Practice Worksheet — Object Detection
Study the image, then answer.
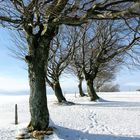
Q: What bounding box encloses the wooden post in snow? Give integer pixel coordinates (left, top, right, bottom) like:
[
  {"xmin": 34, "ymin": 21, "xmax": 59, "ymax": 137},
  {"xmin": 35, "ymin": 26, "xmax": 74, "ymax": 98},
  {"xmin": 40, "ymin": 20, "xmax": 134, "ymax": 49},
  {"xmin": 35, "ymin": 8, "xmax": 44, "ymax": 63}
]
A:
[{"xmin": 15, "ymin": 104, "xmax": 18, "ymax": 125}]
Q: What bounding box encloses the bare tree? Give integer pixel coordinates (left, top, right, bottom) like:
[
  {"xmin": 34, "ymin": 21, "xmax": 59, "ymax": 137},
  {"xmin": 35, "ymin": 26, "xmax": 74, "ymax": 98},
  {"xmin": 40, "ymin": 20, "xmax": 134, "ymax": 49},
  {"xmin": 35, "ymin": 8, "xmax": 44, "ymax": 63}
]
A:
[
  {"xmin": 46, "ymin": 27, "xmax": 75, "ymax": 103},
  {"xmin": 67, "ymin": 27, "xmax": 87, "ymax": 97},
  {"xmin": 69, "ymin": 61, "xmax": 86, "ymax": 97},
  {"xmin": 67, "ymin": 45, "xmax": 119, "ymax": 96},
  {"xmin": 94, "ymin": 61, "xmax": 119, "ymax": 92},
  {"xmin": 70, "ymin": 20, "xmax": 140, "ymax": 101},
  {"xmin": 0, "ymin": 0, "xmax": 139, "ymax": 133}
]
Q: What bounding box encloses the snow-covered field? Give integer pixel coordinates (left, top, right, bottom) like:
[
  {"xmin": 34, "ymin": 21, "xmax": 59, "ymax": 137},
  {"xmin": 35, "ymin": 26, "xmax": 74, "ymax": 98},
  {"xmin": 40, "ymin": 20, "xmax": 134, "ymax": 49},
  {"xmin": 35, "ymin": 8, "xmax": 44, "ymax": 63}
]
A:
[{"xmin": 0, "ymin": 92, "xmax": 140, "ymax": 140}]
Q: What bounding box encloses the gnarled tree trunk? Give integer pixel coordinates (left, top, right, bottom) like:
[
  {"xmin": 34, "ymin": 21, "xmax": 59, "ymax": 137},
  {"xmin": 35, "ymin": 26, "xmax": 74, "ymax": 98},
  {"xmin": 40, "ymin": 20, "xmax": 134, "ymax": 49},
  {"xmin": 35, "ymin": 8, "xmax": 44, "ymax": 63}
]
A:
[
  {"xmin": 53, "ymin": 81, "xmax": 66, "ymax": 102},
  {"xmin": 26, "ymin": 35, "xmax": 50, "ymax": 131},
  {"xmin": 46, "ymin": 77, "xmax": 66, "ymax": 103},
  {"xmin": 86, "ymin": 78, "xmax": 99, "ymax": 101},
  {"xmin": 78, "ymin": 78, "xmax": 86, "ymax": 97},
  {"xmin": 28, "ymin": 56, "xmax": 49, "ymax": 131},
  {"xmin": 84, "ymin": 73, "xmax": 99, "ymax": 101}
]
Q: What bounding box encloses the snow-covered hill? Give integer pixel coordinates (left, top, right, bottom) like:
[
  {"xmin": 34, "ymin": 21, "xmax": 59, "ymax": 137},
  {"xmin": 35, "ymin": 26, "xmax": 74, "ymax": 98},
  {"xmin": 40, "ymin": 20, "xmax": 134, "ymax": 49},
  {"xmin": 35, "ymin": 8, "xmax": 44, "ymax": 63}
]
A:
[{"xmin": 0, "ymin": 92, "xmax": 140, "ymax": 140}]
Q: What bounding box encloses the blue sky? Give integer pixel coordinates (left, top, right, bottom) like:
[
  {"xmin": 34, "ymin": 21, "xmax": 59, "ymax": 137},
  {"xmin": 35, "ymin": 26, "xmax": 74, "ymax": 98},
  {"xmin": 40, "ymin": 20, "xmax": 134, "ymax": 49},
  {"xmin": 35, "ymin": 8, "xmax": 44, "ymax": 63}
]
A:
[
  {"xmin": 0, "ymin": 28, "xmax": 29, "ymax": 92},
  {"xmin": 0, "ymin": 28, "xmax": 140, "ymax": 94}
]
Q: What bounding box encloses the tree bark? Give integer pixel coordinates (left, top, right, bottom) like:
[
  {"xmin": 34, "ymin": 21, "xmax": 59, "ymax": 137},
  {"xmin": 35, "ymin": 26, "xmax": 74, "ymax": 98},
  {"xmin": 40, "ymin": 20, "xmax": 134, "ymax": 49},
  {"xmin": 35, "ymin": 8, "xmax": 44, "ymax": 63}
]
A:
[
  {"xmin": 86, "ymin": 78, "xmax": 99, "ymax": 101},
  {"xmin": 25, "ymin": 33, "xmax": 51, "ymax": 131},
  {"xmin": 78, "ymin": 79, "xmax": 86, "ymax": 97},
  {"xmin": 53, "ymin": 81, "xmax": 66, "ymax": 102},
  {"xmin": 27, "ymin": 49, "xmax": 49, "ymax": 131}
]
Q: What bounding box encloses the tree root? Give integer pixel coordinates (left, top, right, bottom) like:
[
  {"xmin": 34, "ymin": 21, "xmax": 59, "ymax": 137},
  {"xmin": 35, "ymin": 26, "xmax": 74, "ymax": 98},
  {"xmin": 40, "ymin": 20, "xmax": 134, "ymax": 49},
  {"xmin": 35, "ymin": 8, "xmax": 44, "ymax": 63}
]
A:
[
  {"xmin": 16, "ymin": 127, "xmax": 53, "ymax": 140},
  {"xmin": 58, "ymin": 100, "xmax": 75, "ymax": 106},
  {"xmin": 32, "ymin": 127, "xmax": 53, "ymax": 140}
]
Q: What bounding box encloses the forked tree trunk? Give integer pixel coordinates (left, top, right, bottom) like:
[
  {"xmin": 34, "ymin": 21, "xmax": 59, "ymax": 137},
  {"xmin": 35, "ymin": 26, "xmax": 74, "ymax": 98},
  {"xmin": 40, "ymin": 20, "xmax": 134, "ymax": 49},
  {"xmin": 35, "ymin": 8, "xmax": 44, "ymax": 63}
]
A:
[
  {"xmin": 78, "ymin": 79, "xmax": 86, "ymax": 97},
  {"xmin": 27, "ymin": 52, "xmax": 49, "ymax": 131},
  {"xmin": 86, "ymin": 78, "xmax": 99, "ymax": 101},
  {"xmin": 25, "ymin": 24, "xmax": 58, "ymax": 131},
  {"xmin": 53, "ymin": 81, "xmax": 66, "ymax": 102}
]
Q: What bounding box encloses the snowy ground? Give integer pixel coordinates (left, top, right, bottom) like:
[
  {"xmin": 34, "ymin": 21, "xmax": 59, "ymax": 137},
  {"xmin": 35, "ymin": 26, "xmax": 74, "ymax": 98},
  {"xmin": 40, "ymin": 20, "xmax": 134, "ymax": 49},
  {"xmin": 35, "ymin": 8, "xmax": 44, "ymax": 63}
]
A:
[{"xmin": 0, "ymin": 92, "xmax": 140, "ymax": 140}]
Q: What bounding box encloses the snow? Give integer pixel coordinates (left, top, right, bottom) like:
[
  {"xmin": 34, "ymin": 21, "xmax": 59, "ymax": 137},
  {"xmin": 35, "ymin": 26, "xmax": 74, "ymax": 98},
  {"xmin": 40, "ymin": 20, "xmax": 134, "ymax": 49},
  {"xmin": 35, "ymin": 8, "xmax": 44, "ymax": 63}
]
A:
[{"xmin": 0, "ymin": 92, "xmax": 140, "ymax": 140}]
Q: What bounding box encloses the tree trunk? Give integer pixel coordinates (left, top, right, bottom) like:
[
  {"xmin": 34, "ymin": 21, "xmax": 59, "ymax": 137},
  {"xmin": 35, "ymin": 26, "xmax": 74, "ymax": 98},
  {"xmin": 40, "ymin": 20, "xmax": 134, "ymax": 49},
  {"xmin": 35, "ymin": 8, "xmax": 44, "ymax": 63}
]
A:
[
  {"xmin": 86, "ymin": 78, "xmax": 99, "ymax": 101},
  {"xmin": 24, "ymin": 24, "xmax": 58, "ymax": 131},
  {"xmin": 27, "ymin": 52, "xmax": 49, "ymax": 131},
  {"xmin": 53, "ymin": 81, "xmax": 66, "ymax": 102},
  {"xmin": 78, "ymin": 79, "xmax": 86, "ymax": 97},
  {"xmin": 26, "ymin": 34, "xmax": 50, "ymax": 131}
]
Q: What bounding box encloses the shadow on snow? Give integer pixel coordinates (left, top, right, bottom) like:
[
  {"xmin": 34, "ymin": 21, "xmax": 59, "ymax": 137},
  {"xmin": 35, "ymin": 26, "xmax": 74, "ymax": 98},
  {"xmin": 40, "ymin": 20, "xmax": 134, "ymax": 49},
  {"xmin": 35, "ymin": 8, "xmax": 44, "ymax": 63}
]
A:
[
  {"xmin": 75, "ymin": 98, "xmax": 140, "ymax": 108},
  {"xmin": 45, "ymin": 125, "xmax": 140, "ymax": 140}
]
